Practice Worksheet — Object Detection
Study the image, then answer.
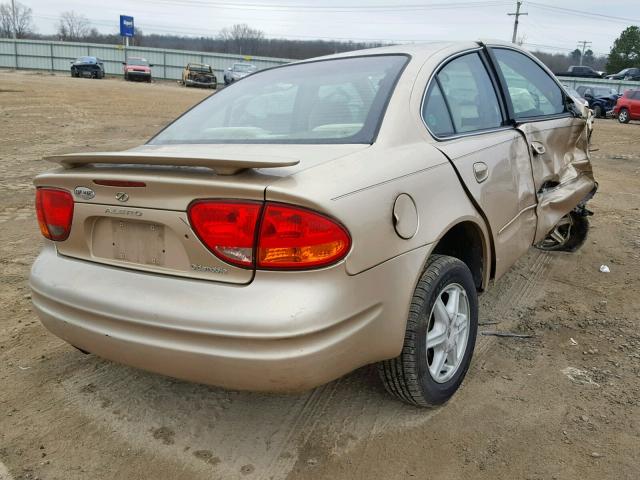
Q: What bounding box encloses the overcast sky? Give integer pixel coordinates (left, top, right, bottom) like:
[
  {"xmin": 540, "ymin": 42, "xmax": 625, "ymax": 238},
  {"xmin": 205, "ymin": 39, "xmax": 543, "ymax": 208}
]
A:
[{"xmin": 21, "ymin": 0, "xmax": 639, "ymax": 55}]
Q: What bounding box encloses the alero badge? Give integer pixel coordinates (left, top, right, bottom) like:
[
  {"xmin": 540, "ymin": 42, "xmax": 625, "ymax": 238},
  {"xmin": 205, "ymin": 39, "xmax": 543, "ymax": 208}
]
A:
[{"xmin": 74, "ymin": 186, "xmax": 95, "ymax": 200}]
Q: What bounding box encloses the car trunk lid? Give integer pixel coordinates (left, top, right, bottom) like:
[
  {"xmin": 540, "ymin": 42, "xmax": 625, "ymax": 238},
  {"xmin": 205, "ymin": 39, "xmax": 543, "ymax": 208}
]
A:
[{"xmin": 37, "ymin": 143, "xmax": 367, "ymax": 284}]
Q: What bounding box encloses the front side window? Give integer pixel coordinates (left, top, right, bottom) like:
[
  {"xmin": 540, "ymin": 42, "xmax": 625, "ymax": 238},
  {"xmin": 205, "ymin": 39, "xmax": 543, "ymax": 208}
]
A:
[
  {"xmin": 150, "ymin": 55, "xmax": 408, "ymax": 144},
  {"xmin": 493, "ymin": 48, "xmax": 565, "ymax": 119},
  {"xmin": 422, "ymin": 52, "xmax": 502, "ymax": 136}
]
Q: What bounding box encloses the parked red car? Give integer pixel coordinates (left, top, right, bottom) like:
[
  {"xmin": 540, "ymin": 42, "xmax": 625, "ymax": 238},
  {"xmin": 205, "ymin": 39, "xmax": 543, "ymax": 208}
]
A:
[
  {"xmin": 122, "ymin": 57, "xmax": 153, "ymax": 82},
  {"xmin": 613, "ymin": 89, "xmax": 640, "ymax": 123}
]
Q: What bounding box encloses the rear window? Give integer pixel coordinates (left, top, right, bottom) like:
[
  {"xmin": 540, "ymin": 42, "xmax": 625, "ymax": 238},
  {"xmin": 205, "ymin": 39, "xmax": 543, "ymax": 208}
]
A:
[{"xmin": 149, "ymin": 55, "xmax": 408, "ymax": 145}]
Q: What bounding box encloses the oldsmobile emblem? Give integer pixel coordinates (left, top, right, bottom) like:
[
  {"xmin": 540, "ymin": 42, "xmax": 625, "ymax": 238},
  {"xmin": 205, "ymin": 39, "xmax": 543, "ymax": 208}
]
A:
[
  {"xmin": 115, "ymin": 192, "xmax": 129, "ymax": 202},
  {"xmin": 74, "ymin": 186, "xmax": 95, "ymax": 200}
]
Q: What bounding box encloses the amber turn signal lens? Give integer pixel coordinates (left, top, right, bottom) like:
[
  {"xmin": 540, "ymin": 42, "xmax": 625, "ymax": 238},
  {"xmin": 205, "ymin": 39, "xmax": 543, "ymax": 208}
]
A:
[{"xmin": 257, "ymin": 204, "xmax": 350, "ymax": 269}]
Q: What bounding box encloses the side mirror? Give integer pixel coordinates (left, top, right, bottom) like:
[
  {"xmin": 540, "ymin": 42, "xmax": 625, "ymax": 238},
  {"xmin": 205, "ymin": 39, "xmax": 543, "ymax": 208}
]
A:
[
  {"xmin": 122, "ymin": 62, "xmax": 126, "ymax": 65},
  {"xmin": 149, "ymin": 64, "xmax": 154, "ymax": 67},
  {"xmin": 70, "ymin": 61, "xmax": 74, "ymax": 64}
]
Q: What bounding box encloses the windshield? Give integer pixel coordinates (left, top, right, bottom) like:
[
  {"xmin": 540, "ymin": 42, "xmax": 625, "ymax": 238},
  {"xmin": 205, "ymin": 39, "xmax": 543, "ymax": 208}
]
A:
[
  {"xmin": 234, "ymin": 64, "xmax": 255, "ymax": 72},
  {"xmin": 77, "ymin": 56, "xmax": 97, "ymax": 64},
  {"xmin": 127, "ymin": 58, "xmax": 149, "ymax": 66},
  {"xmin": 150, "ymin": 55, "xmax": 408, "ymax": 145},
  {"xmin": 189, "ymin": 64, "xmax": 211, "ymax": 73}
]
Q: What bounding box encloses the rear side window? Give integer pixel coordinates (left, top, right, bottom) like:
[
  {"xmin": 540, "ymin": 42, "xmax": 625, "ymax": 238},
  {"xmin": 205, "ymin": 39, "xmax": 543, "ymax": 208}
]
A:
[
  {"xmin": 422, "ymin": 82, "xmax": 454, "ymax": 136},
  {"xmin": 493, "ymin": 48, "xmax": 565, "ymax": 118},
  {"xmin": 422, "ymin": 52, "xmax": 502, "ymax": 136}
]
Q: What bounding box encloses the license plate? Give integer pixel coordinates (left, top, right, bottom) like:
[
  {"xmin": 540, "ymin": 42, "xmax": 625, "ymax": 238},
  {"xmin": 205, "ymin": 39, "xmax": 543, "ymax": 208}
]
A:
[{"xmin": 111, "ymin": 220, "xmax": 166, "ymax": 266}]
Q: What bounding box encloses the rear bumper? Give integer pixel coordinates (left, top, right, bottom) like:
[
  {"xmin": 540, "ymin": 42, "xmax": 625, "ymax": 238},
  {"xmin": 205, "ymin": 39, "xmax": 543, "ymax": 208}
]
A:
[{"xmin": 30, "ymin": 244, "xmax": 427, "ymax": 391}]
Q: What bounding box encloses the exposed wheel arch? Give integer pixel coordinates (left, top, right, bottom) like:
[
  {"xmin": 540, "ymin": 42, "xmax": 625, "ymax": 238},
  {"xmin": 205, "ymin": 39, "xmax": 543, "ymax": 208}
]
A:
[{"xmin": 430, "ymin": 220, "xmax": 491, "ymax": 291}]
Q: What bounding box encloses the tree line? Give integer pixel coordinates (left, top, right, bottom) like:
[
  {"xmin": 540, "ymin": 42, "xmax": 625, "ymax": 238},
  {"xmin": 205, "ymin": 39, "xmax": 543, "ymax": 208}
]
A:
[{"xmin": 1, "ymin": 2, "xmax": 638, "ymax": 72}]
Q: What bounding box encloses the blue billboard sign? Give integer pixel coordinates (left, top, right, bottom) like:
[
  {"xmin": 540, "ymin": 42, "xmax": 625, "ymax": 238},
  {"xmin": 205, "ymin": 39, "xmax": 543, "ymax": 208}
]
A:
[{"xmin": 120, "ymin": 15, "xmax": 134, "ymax": 37}]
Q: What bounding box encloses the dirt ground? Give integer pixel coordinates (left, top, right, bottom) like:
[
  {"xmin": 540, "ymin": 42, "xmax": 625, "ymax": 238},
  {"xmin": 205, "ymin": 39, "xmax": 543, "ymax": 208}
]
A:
[{"xmin": 0, "ymin": 69, "xmax": 638, "ymax": 480}]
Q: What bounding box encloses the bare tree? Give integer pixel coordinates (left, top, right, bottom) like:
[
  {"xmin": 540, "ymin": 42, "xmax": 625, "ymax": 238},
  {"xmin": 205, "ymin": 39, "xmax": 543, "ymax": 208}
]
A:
[
  {"xmin": 217, "ymin": 24, "xmax": 265, "ymax": 55},
  {"xmin": 0, "ymin": 1, "xmax": 34, "ymax": 38},
  {"xmin": 57, "ymin": 11, "xmax": 90, "ymax": 41}
]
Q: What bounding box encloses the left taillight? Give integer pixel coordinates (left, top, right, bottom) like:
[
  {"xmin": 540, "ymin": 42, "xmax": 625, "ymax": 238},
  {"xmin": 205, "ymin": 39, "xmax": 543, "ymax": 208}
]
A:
[
  {"xmin": 35, "ymin": 188, "xmax": 74, "ymax": 241},
  {"xmin": 187, "ymin": 200, "xmax": 351, "ymax": 270}
]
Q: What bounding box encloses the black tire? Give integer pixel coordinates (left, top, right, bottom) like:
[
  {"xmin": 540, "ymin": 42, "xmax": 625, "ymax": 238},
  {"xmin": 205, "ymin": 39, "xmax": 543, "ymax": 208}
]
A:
[
  {"xmin": 378, "ymin": 255, "xmax": 478, "ymax": 407},
  {"xmin": 593, "ymin": 105, "xmax": 603, "ymax": 118},
  {"xmin": 535, "ymin": 211, "xmax": 589, "ymax": 252},
  {"xmin": 618, "ymin": 108, "xmax": 630, "ymax": 124}
]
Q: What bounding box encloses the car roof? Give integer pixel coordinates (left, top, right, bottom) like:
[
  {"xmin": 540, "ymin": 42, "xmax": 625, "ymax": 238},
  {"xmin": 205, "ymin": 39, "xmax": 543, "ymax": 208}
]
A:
[{"xmin": 291, "ymin": 41, "xmax": 486, "ymax": 65}]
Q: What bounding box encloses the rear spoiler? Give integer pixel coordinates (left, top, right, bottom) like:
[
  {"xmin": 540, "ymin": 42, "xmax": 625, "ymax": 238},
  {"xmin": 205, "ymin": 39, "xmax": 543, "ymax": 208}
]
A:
[{"xmin": 46, "ymin": 149, "xmax": 300, "ymax": 175}]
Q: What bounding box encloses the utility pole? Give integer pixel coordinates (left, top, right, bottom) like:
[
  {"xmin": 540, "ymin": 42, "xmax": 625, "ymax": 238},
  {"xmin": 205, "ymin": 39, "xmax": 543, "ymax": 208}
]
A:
[
  {"xmin": 10, "ymin": 0, "xmax": 17, "ymax": 39},
  {"xmin": 508, "ymin": 1, "xmax": 528, "ymax": 44},
  {"xmin": 577, "ymin": 40, "xmax": 592, "ymax": 66}
]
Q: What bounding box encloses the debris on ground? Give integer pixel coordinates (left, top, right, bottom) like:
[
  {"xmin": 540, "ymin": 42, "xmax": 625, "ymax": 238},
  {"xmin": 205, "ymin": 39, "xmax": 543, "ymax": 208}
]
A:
[
  {"xmin": 561, "ymin": 367, "xmax": 600, "ymax": 387},
  {"xmin": 480, "ymin": 331, "xmax": 533, "ymax": 338}
]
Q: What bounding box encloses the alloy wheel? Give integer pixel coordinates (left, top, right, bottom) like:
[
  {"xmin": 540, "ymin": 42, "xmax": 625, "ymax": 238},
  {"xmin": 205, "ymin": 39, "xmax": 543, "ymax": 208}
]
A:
[{"xmin": 426, "ymin": 283, "xmax": 470, "ymax": 383}]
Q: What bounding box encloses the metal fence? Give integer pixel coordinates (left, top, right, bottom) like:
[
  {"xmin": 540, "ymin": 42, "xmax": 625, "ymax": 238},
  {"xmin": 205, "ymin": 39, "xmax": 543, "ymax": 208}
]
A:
[
  {"xmin": 557, "ymin": 76, "xmax": 640, "ymax": 94},
  {"xmin": 0, "ymin": 38, "xmax": 292, "ymax": 83}
]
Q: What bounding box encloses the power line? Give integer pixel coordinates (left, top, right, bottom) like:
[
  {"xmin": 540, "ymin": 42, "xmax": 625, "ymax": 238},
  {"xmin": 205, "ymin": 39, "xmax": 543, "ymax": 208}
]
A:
[
  {"xmin": 507, "ymin": 0, "xmax": 528, "ymax": 44},
  {"xmin": 135, "ymin": 0, "xmax": 512, "ymax": 13},
  {"xmin": 527, "ymin": 2, "xmax": 640, "ymax": 24}
]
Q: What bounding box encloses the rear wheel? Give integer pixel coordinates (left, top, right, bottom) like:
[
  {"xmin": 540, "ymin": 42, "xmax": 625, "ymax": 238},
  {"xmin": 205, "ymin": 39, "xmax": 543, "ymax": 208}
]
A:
[
  {"xmin": 378, "ymin": 255, "xmax": 478, "ymax": 407},
  {"xmin": 618, "ymin": 108, "xmax": 630, "ymax": 123}
]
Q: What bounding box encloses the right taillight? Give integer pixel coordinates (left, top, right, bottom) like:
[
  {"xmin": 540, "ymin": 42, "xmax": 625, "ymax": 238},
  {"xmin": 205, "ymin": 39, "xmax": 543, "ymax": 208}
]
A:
[
  {"xmin": 257, "ymin": 203, "xmax": 350, "ymax": 270},
  {"xmin": 35, "ymin": 188, "xmax": 74, "ymax": 241},
  {"xmin": 187, "ymin": 200, "xmax": 351, "ymax": 270}
]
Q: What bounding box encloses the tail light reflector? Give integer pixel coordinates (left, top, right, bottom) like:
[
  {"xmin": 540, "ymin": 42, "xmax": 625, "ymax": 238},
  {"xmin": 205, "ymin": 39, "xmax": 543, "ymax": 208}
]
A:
[
  {"xmin": 188, "ymin": 200, "xmax": 262, "ymax": 268},
  {"xmin": 35, "ymin": 188, "xmax": 74, "ymax": 241},
  {"xmin": 187, "ymin": 200, "xmax": 351, "ymax": 270},
  {"xmin": 257, "ymin": 204, "xmax": 350, "ymax": 269}
]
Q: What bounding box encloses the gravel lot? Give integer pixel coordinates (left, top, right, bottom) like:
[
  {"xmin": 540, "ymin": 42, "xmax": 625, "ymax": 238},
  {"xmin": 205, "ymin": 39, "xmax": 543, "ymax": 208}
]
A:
[{"xmin": 1, "ymin": 69, "xmax": 638, "ymax": 480}]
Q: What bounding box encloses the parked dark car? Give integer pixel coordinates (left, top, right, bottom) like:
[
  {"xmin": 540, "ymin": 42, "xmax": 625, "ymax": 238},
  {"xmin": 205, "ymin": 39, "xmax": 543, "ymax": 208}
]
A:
[
  {"xmin": 554, "ymin": 65, "xmax": 602, "ymax": 78},
  {"xmin": 70, "ymin": 56, "xmax": 104, "ymax": 79},
  {"xmin": 613, "ymin": 89, "xmax": 640, "ymax": 123},
  {"xmin": 575, "ymin": 85, "xmax": 621, "ymax": 117},
  {"xmin": 182, "ymin": 63, "xmax": 217, "ymax": 89},
  {"xmin": 605, "ymin": 68, "xmax": 640, "ymax": 81}
]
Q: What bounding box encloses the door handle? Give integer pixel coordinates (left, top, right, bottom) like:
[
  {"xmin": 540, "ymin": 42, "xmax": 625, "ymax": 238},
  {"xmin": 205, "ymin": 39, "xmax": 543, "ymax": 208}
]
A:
[{"xmin": 531, "ymin": 142, "xmax": 546, "ymax": 156}]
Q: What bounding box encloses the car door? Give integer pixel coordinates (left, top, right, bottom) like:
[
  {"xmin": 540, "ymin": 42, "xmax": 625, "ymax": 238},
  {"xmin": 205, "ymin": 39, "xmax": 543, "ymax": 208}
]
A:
[
  {"xmin": 487, "ymin": 46, "xmax": 596, "ymax": 244},
  {"xmin": 422, "ymin": 50, "xmax": 537, "ymax": 279}
]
